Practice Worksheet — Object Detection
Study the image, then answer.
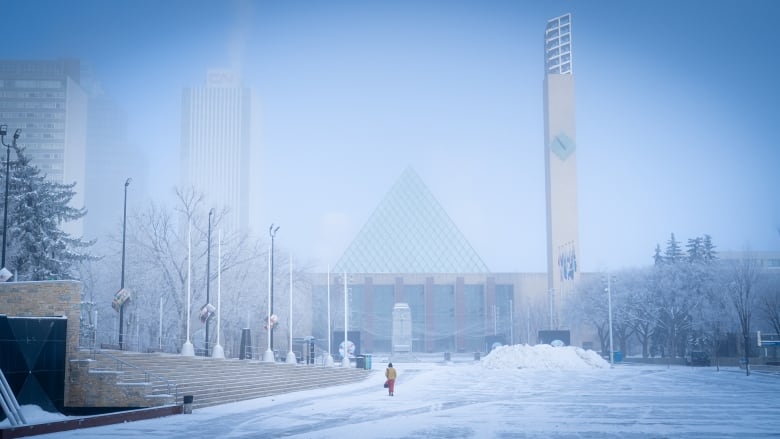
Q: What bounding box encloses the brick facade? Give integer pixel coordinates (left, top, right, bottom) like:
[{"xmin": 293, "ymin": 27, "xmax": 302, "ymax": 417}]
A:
[{"xmin": 0, "ymin": 281, "xmax": 81, "ymax": 406}]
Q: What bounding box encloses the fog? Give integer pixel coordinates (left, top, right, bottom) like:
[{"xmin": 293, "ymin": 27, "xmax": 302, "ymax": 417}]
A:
[{"xmin": 1, "ymin": 1, "xmax": 777, "ymax": 274}]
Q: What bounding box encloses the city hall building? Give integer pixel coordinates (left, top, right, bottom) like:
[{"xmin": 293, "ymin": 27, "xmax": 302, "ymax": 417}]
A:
[{"xmin": 309, "ymin": 168, "xmax": 550, "ymax": 355}]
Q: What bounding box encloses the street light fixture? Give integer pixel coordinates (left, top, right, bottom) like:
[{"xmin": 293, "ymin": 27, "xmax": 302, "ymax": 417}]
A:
[
  {"xmin": 119, "ymin": 178, "xmax": 131, "ymax": 349},
  {"xmin": 0, "ymin": 125, "xmax": 20, "ymax": 278},
  {"xmin": 269, "ymin": 223, "xmax": 279, "ymax": 351},
  {"xmin": 204, "ymin": 208, "xmax": 214, "ymax": 356}
]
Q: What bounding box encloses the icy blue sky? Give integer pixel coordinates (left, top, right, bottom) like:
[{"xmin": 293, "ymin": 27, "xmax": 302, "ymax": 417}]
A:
[{"xmin": 2, "ymin": 0, "xmax": 779, "ymax": 272}]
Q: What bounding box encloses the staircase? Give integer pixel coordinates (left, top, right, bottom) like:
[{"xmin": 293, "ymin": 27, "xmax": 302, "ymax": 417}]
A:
[{"xmin": 80, "ymin": 350, "xmax": 372, "ymax": 409}]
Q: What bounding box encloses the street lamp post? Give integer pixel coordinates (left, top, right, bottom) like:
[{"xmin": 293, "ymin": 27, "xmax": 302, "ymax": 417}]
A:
[
  {"xmin": 548, "ymin": 287, "xmax": 554, "ymax": 329},
  {"xmin": 119, "ymin": 178, "xmax": 131, "ymax": 349},
  {"xmin": 269, "ymin": 224, "xmax": 279, "ymax": 351},
  {"xmin": 204, "ymin": 208, "xmax": 214, "ymax": 356},
  {"xmin": 0, "ymin": 126, "xmax": 20, "ymax": 275},
  {"xmin": 603, "ymin": 273, "xmax": 615, "ymax": 367}
]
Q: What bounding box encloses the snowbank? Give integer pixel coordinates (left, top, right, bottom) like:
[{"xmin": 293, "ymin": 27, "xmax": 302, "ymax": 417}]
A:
[
  {"xmin": 0, "ymin": 404, "xmax": 68, "ymax": 427},
  {"xmin": 480, "ymin": 344, "xmax": 610, "ymax": 370}
]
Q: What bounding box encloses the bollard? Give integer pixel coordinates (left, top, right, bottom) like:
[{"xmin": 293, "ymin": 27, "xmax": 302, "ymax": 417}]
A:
[{"xmin": 183, "ymin": 395, "xmax": 194, "ymax": 414}]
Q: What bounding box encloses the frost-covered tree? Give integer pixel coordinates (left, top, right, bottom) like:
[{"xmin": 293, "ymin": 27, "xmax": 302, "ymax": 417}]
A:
[
  {"xmin": 117, "ymin": 187, "xmax": 272, "ymax": 355},
  {"xmin": 2, "ymin": 145, "xmax": 94, "ymax": 280},
  {"xmin": 571, "ymin": 275, "xmax": 632, "ymax": 357},
  {"xmin": 762, "ymin": 277, "xmax": 780, "ymax": 336},
  {"xmin": 651, "ymin": 262, "xmax": 705, "ymax": 358},
  {"xmin": 723, "ymin": 252, "xmax": 763, "ymax": 376},
  {"xmin": 758, "ymin": 273, "xmax": 780, "ymax": 361},
  {"xmin": 621, "ymin": 268, "xmax": 658, "ymax": 358}
]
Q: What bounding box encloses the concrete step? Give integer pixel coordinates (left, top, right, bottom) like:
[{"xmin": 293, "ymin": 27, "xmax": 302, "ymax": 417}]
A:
[{"xmin": 80, "ymin": 350, "xmax": 371, "ymax": 408}]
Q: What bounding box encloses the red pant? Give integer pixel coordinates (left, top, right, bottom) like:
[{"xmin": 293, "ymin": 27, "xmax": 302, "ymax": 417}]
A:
[{"xmin": 387, "ymin": 379, "xmax": 395, "ymax": 393}]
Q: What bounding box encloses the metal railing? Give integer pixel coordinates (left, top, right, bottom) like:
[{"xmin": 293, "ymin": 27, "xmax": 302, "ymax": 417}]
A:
[{"xmin": 87, "ymin": 349, "xmax": 178, "ymax": 402}]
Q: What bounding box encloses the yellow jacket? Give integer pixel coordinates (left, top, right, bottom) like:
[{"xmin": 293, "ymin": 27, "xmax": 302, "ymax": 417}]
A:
[{"xmin": 385, "ymin": 367, "xmax": 397, "ymax": 380}]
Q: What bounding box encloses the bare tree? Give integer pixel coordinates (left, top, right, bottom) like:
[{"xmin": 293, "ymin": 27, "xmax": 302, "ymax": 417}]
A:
[
  {"xmin": 123, "ymin": 187, "xmax": 267, "ymax": 354},
  {"xmin": 570, "ymin": 276, "xmax": 613, "ymax": 355},
  {"xmin": 652, "ymin": 264, "xmax": 691, "ymax": 358},
  {"xmin": 760, "ymin": 273, "xmax": 780, "ymax": 335},
  {"xmin": 623, "ymin": 268, "xmax": 658, "ymax": 358},
  {"xmin": 723, "ymin": 252, "xmax": 763, "ymax": 376}
]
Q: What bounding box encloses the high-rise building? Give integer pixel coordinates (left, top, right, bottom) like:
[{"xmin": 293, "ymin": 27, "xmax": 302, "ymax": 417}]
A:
[
  {"xmin": 180, "ymin": 70, "xmax": 252, "ymax": 234},
  {"xmin": 0, "ymin": 59, "xmax": 88, "ymax": 237},
  {"xmin": 543, "ymin": 13, "xmax": 580, "ymax": 325}
]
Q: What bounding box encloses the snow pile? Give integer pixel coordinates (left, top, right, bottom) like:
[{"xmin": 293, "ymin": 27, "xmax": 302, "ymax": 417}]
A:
[
  {"xmin": 480, "ymin": 344, "xmax": 610, "ymax": 370},
  {"xmin": 0, "ymin": 404, "xmax": 68, "ymax": 427}
]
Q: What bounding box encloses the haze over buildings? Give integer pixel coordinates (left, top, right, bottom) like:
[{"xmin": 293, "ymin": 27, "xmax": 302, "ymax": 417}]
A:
[
  {"xmin": 0, "ymin": 59, "xmax": 87, "ymax": 237},
  {"xmin": 181, "ymin": 70, "xmax": 254, "ymax": 235},
  {"xmin": 0, "ymin": 1, "xmax": 777, "ymax": 273}
]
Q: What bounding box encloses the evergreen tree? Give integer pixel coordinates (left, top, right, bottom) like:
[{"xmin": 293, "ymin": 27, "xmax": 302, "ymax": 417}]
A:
[
  {"xmin": 2, "ymin": 145, "xmax": 94, "ymax": 280},
  {"xmin": 653, "ymin": 244, "xmax": 664, "ymax": 266},
  {"xmin": 664, "ymin": 233, "xmax": 684, "ymax": 264},
  {"xmin": 702, "ymin": 234, "xmax": 718, "ymax": 263},
  {"xmin": 687, "ymin": 236, "xmax": 703, "ymax": 263}
]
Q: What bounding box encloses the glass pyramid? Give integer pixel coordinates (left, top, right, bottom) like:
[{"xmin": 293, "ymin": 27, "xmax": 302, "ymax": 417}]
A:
[{"xmin": 333, "ymin": 167, "xmax": 489, "ymax": 274}]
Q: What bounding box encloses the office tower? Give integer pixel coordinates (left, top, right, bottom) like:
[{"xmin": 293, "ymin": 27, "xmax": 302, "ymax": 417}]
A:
[
  {"xmin": 543, "ymin": 13, "xmax": 580, "ymax": 326},
  {"xmin": 181, "ymin": 70, "xmax": 251, "ymax": 234},
  {"xmin": 0, "ymin": 59, "xmax": 87, "ymax": 237}
]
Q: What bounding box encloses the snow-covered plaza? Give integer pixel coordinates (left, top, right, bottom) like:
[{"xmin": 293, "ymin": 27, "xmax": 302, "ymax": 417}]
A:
[{"xmin": 14, "ymin": 345, "xmax": 780, "ymax": 438}]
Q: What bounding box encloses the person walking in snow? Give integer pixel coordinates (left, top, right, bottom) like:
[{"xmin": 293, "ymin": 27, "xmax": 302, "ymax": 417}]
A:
[{"xmin": 385, "ymin": 362, "xmax": 397, "ymax": 396}]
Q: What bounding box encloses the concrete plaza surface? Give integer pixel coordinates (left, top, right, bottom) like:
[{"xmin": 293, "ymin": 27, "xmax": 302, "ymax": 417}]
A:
[{"xmin": 24, "ymin": 347, "xmax": 780, "ymax": 438}]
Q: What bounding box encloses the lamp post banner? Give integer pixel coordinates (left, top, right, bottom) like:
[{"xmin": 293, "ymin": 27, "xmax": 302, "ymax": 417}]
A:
[{"xmin": 112, "ymin": 288, "xmax": 131, "ymax": 312}]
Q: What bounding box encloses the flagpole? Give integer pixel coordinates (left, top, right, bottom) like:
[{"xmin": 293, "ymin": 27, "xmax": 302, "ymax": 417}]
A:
[
  {"xmin": 286, "ymin": 255, "xmax": 296, "ymax": 364},
  {"xmin": 325, "ymin": 265, "xmax": 334, "ymax": 366},
  {"xmin": 212, "ymin": 229, "xmax": 225, "ymax": 358},
  {"xmin": 181, "ymin": 219, "xmax": 194, "ymax": 356},
  {"xmin": 263, "ymin": 247, "xmax": 275, "ymax": 362}
]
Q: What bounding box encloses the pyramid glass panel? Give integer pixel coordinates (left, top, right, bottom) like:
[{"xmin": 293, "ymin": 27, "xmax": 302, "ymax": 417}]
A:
[{"xmin": 334, "ymin": 168, "xmax": 489, "ymax": 273}]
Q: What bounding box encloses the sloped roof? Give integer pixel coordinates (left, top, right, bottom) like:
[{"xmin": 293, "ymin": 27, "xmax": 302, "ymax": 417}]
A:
[{"xmin": 333, "ymin": 167, "xmax": 489, "ymax": 274}]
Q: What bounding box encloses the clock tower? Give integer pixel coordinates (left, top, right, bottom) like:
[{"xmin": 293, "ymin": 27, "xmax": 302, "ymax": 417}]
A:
[{"xmin": 543, "ymin": 13, "xmax": 579, "ymax": 328}]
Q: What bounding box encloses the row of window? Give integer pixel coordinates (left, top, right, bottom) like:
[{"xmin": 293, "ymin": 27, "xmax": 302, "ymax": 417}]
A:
[
  {"xmin": 546, "ymin": 14, "xmax": 571, "ymax": 31},
  {"xmin": 0, "ymin": 80, "xmax": 63, "ymax": 89},
  {"xmin": 0, "ymin": 112, "xmax": 65, "ymax": 119},
  {"xmin": 24, "ymin": 142, "xmax": 63, "ymax": 150},
  {"xmin": 547, "ymin": 53, "xmax": 572, "ymax": 68},
  {"xmin": 0, "ymin": 91, "xmax": 66, "ymax": 99},
  {"xmin": 30, "ymin": 152, "xmax": 64, "ymax": 160},
  {"xmin": 545, "ymin": 24, "xmax": 570, "ymax": 41},
  {"xmin": 547, "ymin": 63, "xmax": 572, "ymax": 74},
  {"xmin": 0, "ymin": 102, "xmax": 65, "ymax": 110},
  {"xmin": 22, "ymin": 122, "xmax": 66, "ymax": 130},
  {"xmin": 546, "ymin": 45, "xmax": 572, "ymax": 60},
  {"xmin": 545, "ymin": 33, "xmax": 571, "ymax": 50},
  {"xmin": 23, "ymin": 132, "xmax": 65, "ymax": 140}
]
